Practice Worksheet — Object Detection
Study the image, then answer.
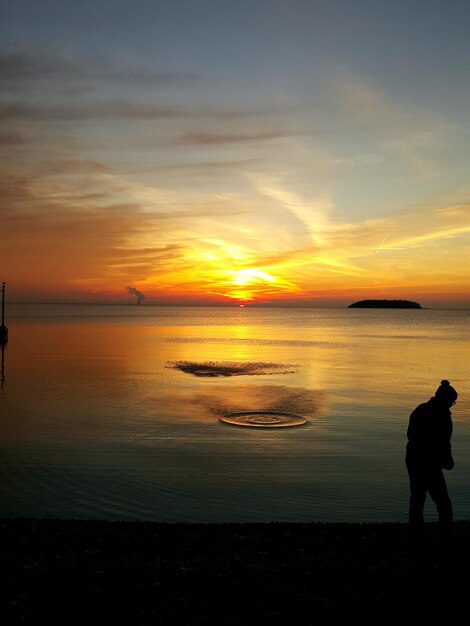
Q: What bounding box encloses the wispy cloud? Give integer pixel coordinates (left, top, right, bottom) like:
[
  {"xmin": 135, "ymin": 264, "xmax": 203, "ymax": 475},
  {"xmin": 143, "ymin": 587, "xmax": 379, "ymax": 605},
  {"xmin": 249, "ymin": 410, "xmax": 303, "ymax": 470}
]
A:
[
  {"xmin": 249, "ymin": 169, "xmax": 334, "ymax": 247},
  {"xmin": 0, "ymin": 130, "xmax": 28, "ymax": 145},
  {"xmin": 0, "ymin": 49, "xmax": 199, "ymax": 87},
  {"xmin": 330, "ymin": 72, "xmax": 451, "ymax": 180},
  {"xmin": 0, "ymin": 101, "xmax": 187, "ymax": 122},
  {"xmin": 177, "ymin": 130, "xmax": 289, "ymax": 145}
]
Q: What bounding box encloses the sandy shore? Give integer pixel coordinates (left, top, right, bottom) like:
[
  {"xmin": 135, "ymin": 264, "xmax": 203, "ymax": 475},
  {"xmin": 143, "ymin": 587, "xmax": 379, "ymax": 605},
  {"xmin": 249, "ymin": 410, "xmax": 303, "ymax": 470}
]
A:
[{"xmin": 2, "ymin": 519, "xmax": 469, "ymax": 624}]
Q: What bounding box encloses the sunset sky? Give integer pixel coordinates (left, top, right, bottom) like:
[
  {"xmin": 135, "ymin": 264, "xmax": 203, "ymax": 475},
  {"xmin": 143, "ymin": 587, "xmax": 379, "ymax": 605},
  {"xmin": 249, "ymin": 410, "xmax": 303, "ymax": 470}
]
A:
[{"xmin": 1, "ymin": 0, "xmax": 469, "ymax": 307}]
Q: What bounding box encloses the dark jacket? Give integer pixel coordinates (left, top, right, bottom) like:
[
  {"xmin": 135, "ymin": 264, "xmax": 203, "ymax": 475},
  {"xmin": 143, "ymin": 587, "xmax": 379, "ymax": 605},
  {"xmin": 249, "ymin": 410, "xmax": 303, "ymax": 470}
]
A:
[{"xmin": 406, "ymin": 397, "xmax": 453, "ymax": 468}]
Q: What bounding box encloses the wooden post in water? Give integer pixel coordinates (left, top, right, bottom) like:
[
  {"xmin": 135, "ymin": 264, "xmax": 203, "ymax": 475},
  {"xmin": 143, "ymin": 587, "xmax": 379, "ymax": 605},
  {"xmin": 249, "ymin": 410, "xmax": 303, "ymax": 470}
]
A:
[{"xmin": 0, "ymin": 282, "xmax": 8, "ymax": 344}]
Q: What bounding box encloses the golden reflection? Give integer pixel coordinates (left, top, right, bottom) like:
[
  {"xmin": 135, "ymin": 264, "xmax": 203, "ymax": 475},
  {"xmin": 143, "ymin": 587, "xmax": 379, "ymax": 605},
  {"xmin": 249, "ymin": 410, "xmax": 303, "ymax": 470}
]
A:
[{"xmin": 194, "ymin": 384, "xmax": 325, "ymax": 424}]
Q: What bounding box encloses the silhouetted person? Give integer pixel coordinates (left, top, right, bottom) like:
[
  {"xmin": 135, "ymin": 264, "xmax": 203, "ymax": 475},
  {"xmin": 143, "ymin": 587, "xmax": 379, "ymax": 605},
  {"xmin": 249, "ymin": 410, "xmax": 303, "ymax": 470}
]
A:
[{"xmin": 406, "ymin": 380, "xmax": 457, "ymax": 537}]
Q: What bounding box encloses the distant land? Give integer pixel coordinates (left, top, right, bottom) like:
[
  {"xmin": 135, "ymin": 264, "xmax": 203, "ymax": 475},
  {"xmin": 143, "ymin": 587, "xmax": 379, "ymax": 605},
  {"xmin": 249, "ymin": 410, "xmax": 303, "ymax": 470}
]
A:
[{"xmin": 348, "ymin": 299, "xmax": 422, "ymax": 309}]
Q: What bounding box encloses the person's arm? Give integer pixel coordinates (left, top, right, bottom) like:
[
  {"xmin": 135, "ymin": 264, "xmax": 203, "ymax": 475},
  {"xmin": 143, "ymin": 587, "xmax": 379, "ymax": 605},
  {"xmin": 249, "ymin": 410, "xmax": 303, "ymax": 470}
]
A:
[
  {"xmin": 441, "ymin": 415, "xmax": 454, "ymax": 470},
  {"xmin": 407, "ymin": 406, "xmax": 421, "ymax": 443}
]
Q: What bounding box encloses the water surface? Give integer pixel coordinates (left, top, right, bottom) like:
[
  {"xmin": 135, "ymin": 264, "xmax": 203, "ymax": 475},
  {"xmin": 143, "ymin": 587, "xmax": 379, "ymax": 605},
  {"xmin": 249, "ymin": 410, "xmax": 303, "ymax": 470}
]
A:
[{"xmin": 1, "ymin": 304, "xmax": 469, "ymax": 522}]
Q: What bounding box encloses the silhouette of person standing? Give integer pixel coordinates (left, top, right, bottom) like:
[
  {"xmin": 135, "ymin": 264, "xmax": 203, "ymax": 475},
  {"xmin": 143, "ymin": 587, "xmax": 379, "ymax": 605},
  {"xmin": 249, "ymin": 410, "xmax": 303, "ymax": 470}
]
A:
[{"xmin": 406, "ymin": 380, "xmax": 457, "ymax": 536}]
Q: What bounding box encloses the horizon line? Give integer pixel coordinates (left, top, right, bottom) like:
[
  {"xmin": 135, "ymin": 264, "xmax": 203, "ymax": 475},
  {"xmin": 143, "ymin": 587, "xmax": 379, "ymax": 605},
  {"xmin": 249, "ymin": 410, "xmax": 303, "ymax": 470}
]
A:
[{"xmin": 5, "ymin": 301, "xmax": 470, "ymax": 311}]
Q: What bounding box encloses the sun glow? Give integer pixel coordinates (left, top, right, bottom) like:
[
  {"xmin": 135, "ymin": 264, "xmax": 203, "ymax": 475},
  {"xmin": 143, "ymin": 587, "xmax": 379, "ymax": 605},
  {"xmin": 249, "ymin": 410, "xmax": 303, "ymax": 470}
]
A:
[
  {"xmin": 208, "ymin": 267, "xmax": 302, "ymax": 303},
  {"xmin": 53, "ymin": 197, "xmax": 470, "ymax": 307},
  {"xmin": 232, "ymin": 268, "xmax": 276, "ymax": 286}
]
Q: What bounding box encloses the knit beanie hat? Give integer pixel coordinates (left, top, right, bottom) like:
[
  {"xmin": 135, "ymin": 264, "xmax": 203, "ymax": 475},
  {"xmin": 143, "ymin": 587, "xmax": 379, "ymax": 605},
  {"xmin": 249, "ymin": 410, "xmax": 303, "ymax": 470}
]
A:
[{"xmin": 435, "ymin": 379, "xmax": 458, "ymax": 403}]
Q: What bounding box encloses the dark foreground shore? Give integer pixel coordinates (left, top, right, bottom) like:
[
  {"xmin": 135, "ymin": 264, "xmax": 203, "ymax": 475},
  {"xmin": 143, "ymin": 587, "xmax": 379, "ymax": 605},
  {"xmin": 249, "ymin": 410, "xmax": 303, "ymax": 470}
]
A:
[{"xmin": 2, "ymin": 519, "xmax": 469, "ymax": 624}]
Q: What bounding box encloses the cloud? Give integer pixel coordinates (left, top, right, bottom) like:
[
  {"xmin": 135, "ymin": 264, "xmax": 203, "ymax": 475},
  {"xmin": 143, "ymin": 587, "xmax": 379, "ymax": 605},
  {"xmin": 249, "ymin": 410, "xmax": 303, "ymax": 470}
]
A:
[
  {"xmin": 248, "ymin": 169, "xmax": 334, "ymax": 247},
  {"xmin": 0, "ymin": 46, "xmax": 282, "ymax": 132},
  {"xmin": 377, "ymin": 204, "xmax": 470, "ymax": 250},
  {"xmin": 0, "ymin": 101, "xmax": 186, "ymax": 122},
  {"xmin": 177, "ymin": 131, "xmax": 289, "ymax": 145},
  {"xmin": 0, "ymin": 161, "xmax": 259, "ymax": 301},
  {"xmin": 0, "ymin": 100, "xmax": 273, "ymax": 124},
  {"xmin": 0, "ymin": 130, "xmax": 28, "ymax": 145},
  {"xmin": 329, "ymin": 72, "xmax": 452, "ymax": 180},
  {"xmin": 107, "ymin": 244, "xmax": 188, "ymax": 274},
  {"xmin": 3, "ymin": 151, "xmax": 469, "ymax": 304},
  {"xmin": 144, "ymin": 157, "xmax": 263, "ymax": 173},
  {"xmin": 293, "ymin": 201, "xmax": 470, "ymax": 298},
  {"xmin": 287, "ymin": 202, "xmax": 470, "ymax": 284},
  {"xmin": 0, "ymin": 49, "xmax": 198, "ymax": 87},
  {"xmin": 37, "ymin": 160, "xmax": 111, "ymax": 175}
]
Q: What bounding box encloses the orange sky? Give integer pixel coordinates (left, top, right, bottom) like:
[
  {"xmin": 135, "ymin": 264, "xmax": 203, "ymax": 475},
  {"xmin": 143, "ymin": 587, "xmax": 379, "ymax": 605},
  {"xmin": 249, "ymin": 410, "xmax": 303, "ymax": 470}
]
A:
[
  {"xmin": 1, "ymin": 2, "xmax": 470, "ymax": 307},
  {"xmin": 3, "ymin": 169, "xmax": 468, "ymax": 307}
]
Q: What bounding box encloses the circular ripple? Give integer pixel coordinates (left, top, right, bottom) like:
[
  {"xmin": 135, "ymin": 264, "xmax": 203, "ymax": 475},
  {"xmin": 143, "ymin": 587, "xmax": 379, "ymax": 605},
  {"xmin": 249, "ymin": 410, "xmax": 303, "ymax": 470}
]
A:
[{"xmin": 220, "ymin": 411, "xmax": 307, "ymax": 428}]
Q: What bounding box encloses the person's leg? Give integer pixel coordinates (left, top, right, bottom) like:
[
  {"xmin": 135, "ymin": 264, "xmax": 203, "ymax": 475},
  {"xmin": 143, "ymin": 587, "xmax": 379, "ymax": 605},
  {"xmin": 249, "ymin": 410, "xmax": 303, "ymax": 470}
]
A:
[
  {"xmin": 407, "ymin": 462, "xmax": 427, "ymax": 532},
  {"xmin": 428, "ymin": 467, "xmax": 453, "ymax": 535}
]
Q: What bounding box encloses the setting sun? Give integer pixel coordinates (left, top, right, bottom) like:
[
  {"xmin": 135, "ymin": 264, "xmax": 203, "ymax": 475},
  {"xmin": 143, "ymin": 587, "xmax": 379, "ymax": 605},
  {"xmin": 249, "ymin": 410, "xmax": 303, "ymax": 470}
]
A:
[
  {"xmin": 200, "ymin": 266, "xmax": 303, "ymax": 304},
  {"xmin": 232, "ymin": 269, "xmax": 276, "ymax": 287}
]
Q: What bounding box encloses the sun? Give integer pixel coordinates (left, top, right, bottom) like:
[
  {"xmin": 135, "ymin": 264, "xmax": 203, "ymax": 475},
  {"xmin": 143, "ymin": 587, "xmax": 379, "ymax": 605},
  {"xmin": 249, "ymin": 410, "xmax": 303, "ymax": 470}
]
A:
[
  {"xmin": 232, "ymin": 269, "xmax": 276, "ymax": 287},
  {"xmin": 199, "ymin": 259, "xmax": 302, "ymax": 304},
  {"xmin": 217, "ymin": 268, "xmax": 279, "ymax": 303}
]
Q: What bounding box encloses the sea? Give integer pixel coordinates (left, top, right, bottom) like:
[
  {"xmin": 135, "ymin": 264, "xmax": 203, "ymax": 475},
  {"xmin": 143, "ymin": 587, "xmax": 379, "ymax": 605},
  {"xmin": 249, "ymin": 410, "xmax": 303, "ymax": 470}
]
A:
[{"xmin": 1, "ymin": 304, "xmax": 469, "ymax": 523}]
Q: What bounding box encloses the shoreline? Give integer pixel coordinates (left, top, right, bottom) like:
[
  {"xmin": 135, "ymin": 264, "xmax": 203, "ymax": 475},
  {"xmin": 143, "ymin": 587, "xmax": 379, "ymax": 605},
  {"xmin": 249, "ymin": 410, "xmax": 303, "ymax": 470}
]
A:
[{"xmin": 2, "ymin": 518, "xmax": 469, "ymax": 623}]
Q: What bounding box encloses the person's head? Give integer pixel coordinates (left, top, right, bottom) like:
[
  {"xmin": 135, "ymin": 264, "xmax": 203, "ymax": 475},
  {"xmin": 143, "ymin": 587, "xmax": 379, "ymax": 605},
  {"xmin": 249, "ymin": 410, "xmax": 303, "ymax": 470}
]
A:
[{"xmin": 434, "ymin": 379, "xmax": 458, "ymax": 408}]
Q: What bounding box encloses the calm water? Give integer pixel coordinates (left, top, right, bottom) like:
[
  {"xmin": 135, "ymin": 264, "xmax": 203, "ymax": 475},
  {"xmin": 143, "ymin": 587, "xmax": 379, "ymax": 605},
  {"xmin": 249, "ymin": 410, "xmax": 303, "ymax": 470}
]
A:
[{"xmin": 1, "ymin": 304, "xmax": 469, "ymax": 522}]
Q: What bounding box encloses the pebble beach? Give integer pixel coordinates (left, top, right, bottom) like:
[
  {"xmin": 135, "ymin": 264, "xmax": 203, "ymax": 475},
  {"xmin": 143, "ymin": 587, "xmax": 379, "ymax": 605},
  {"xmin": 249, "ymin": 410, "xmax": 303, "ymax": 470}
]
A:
[{"xmin": 2, "ymin": 519, "xmax": 469, "ymax": 624}]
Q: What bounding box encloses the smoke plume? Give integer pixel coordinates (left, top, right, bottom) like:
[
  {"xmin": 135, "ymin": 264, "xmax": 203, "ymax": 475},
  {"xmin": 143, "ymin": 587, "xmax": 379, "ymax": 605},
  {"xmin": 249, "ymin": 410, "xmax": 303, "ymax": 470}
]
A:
[{"xmin": 126, "ymin": 286, "xmax": 145, "ymax": 305}]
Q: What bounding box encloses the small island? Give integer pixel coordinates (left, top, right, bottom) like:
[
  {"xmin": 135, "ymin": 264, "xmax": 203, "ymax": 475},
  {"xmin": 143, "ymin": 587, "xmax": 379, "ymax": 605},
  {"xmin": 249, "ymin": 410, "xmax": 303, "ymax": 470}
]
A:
[{"xmin": 348, "ymin": 299, "xmax": 422, "ymax": 309}]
